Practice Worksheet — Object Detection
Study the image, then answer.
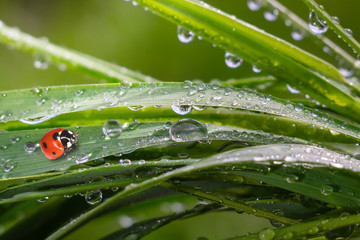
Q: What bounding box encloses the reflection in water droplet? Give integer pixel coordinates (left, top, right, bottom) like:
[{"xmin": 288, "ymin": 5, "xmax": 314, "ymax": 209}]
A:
[
  {"xmin": 103, "ymin": 119, "xmax": 123, "ymax": 138},
  {"xmin": 169, "ymin": 119, "xmax": 208, "ymax": 142},
  {"xmin": 177, "ymin": 26, "xmax": 195, "ymax": 44},
  {"xmin": 264, "ymin": 9, "xmax": 279, "ymax": 22},
  {"xmin": 171, "ymin": 105, "xmax": 192, "ymax": 115},
  {"xmin": 309, "ymin": 10, "xmax": 328, "ymax": 34},
  {"xmin": 225, "ymin": 52, "xmax": 243, "ymax": 68},
  {"xmin": 247, "ymin": 0, "xmax": 262, "ymax": 11},
  {"xmin": 24, "ymin": 142, "xmax": 36, "ymax": 153},
  {"xmin": 85, "ymin": 189, "xmax": 103, "ymax": 205}
]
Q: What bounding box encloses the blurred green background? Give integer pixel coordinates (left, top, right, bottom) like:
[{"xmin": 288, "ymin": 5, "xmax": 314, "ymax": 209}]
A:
[{"xmin": 0, "ymin": 0, "xmax": 359, "ymax": 239}]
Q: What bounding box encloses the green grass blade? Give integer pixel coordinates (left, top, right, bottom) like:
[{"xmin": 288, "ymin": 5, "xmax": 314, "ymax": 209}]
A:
[
  {"xmin": 0, "ymin": 21, "xmax": 159, "ymax": 84},
  {"xmin": 132, "ymin": 0, "xmax": 360, "ymax": 117},
  {"xmin": 302, "ymin": 0, "xmax": 360, "ymax": 57},
  {"xmin": 0, "ymin": 121, "xmax": 302, "ymax": 178},
  {"xmin": 230, "ymin": 212, "xmax": 360, "ymax": 240},
  {"xmin": 1, "ymin": 83, "xmax": 360, "ymax": 141},
  {"xmin": 45, "ymin": 144, "xmax": 360, "ymax": 239},
  {"xmin": 260, "ymin": 0, "xmax": 360, "ymax": 75}
]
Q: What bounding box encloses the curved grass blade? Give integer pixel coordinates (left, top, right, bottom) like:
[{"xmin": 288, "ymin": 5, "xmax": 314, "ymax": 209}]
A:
[
  {"xmin": 302, "ymin": 0, "xmax": 360, "ymax": 58},
  {"xmin": 259, "ymin": 0, "xmax": 360, "ymax": 75},
  {"xmin": 1, "ymin": 83, "xmax": 360, "ymax": 141},
  {"xmin": 0, "ymin": 159, "xmax": 197, "ymax": 204},
  {"xmin": 0, "ymin": 121, "xmax": 302, "ymax": 178},
  {"xmin": 45, "ymin": 144, "xmax": 360, "ymax": 239},
  {"xmin": 101, "ymin": 203, "xmax": 219, "ymax": 240},
  {"xmin": 3, "ymin": 107, "xmax": 352, "ymax": 146},
  {"xmin": 133, "ymin": 0, "xmax": 360, "ymax": 116},
  {"xmin": 0, "ymin": 21, "xmax": 159, "ymax": 84},
  {"xmin": 229, "ymin": 212, "xmax": 360, "ymax": 240}
]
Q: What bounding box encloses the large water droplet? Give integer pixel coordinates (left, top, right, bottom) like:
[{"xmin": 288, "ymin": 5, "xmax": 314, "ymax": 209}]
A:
[
  {"xmin": 85, "ymin": 189, "xmax": 103, "ymax": 205},
  {"xmin": 225, "ymin": 52, "xmax": 243, "ymax": 68},
  {"xmin": 171, "ymin": 105, "xmax": 192, "ymax": 115},
  {"xmin": 309, "ymin": 10, "xmax": 328, "ymax": 34},
  {"xmin": 264, "ymin": 9, "xmax": 279, "ymax": 22},
  {"xmin": 169, "ymin": 119, "xmax": 208, "ymax": 142},
  {"xmin": 247, "ymin": 0, "xmax": 262, "ymax": 11},
  {"xmin": 102, "ymin": 119, "xmax": 123, "ymax": 138},
  {"xmin": 177, "ymin": 26, "xmax": 195, "ymax": 44},
  {"xmin": 24, "ymin": 142, "xmax": 36, "ymax": 153}
]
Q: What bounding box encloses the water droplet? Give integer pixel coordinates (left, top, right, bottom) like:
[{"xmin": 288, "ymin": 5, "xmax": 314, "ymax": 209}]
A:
[
  {"xmin": 252, "ymin": 65, "xmax": 262, "ymax": 73},
  {"xmin": 127, "ymin": 106, "xmax": 143, "ymax": 111},
  {"xmin": 258, "ymin": 229, "xmax": 275, "ymax": 240},
  {"xmin": 33, "ymin": 55, "xmax": 50, "ymax": 70},
  {"xmin": 225, "ymin": 52, "xmax": 243, "ymax": 68},
  {"xmin": 37, "ymin": 196, "xmax": 49, "ymax": 203},
  {"xmin": 24, "ymin": 142, "xmax": 36, "ymax": 153},
  {"xmin": 332, "ymin": 16, "xmax": 340, "ymax": 24},
  {"xmin": 291, "ymin": 29, "xmax": 305, "ymax": 41},
  {"xmin": 102, "ymin": 119, "xmax": 123, "ymax": 138},
  {"xmin": 75, "ymin": 89, "xmax": 84, "ymax": 97},
  {"xmin": 320, "ymin": 185, "xmax": 333, "ymax": 196},
  {"xmin": 171, "ymin": 105, "xmax": 192, "ymax": 115},
  {"xmin": 85, "ymin": 189, "xmax": 103, "ymax": 205},
  {"xmin": 345, "ymin": 28, "xmax": 353, "ymax": 37},
  {"xmin": 169, "ymin": 119, "xmax": 208, "ymax": 142},
  {"xmin": 247, "ymin": 0, "xmax": 262, "ymax": 11},
  {"xmin": 286, "ymin": 84, "xmax": 300, "ymax": 94},
  {"xmin": 193, "ymin": 105, "xmax": 207, "ymax": 111},
  {"xmin": 118, "ymin": 215, "xmax": 134, "ymax": 228},
  {"xmin": 76, "ymin": 152, "xmax": 90, "ymax": 164},
  {"xmin": 177, "ymin": 26, "xmax": 195, "ymax": 43},
  {"xmin": 309, "ymin": 10, "xmax": 328, "ymax": 34},
  {"xmin": 270, "ymin": 209, "xmax": 285, "ymax": 228},
  {"xmin": 264, "ymin": 9, "xmax": 279, "ymax": 22}
]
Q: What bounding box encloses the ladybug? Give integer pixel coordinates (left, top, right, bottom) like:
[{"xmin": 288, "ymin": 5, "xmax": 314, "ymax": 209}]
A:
[{"xmin": 40, "ymin": 128, "xmax": 78, "ymax": 160}]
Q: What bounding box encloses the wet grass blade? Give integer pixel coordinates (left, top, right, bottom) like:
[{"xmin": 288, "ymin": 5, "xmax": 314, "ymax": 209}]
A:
[
  {"xmin": 1, "ymin": 83, "xmax": 360, "ymax": 141},
  {"xmin": 45, "ymin": 144, "xmax": 360, "ymax": 239},
  {"xmin": 133, "ymin": 0, "xmax": 360, "ymax": 118},
  {"xmin": 0, "ymin": 21, "xmax": 159, "ymax": 84},
  {"xmin": 0, "ymin": 122, "xmax": 302, "ymax": 178},
  {"xmin": 302, "ymin": 0, "xmax": 360, "ymax": 57}
]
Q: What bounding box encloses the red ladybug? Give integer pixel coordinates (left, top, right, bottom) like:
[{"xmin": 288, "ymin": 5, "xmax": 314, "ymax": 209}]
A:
[{"xmin": 40, "ymin": 128, "xmax": 78, "ymax": 160}]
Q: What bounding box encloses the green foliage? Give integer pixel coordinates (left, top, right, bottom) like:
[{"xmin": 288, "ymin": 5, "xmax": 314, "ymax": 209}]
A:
[{"xmin": 1, "ymin": 0, "xmax": 360, "ymax": 239}]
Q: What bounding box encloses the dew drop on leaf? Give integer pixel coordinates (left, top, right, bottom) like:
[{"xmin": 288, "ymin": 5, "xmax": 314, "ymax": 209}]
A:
[
  {"xmin": 37, "ymin": 196, "xmax": 49, "ymax": 203},
  {"xmin": 345, "ymin": 28, "xmax": 353, "ymax": 37},
  {"xmin": 102, "ymin": 119, "xmax": 123, "ymax": 138},
  {"xmin": 33, "ymin": 55, "xmax": 50, "ymax": 70},
  {"xmin": 85, "ymin": 189, "xmax": 103, "ymax": 205},
  {"xmin": 169, "ymin": 119, "xmax": 208, "ymax": 142},
  {"xmin": 252, "ymin": 65, "xmax": 262, "ymax": 73},
  {"xmin": 24, "ymin": 142, "xmax": 36, "ymax": 153},
  {"xmin": 247, "ymin": 0, "xmax": 262, "ymax": 11},
  {"xmin": 264, "ymin": 9, "xmax": 279, "ymax": 22},
  {"xmin": 171, "ymin": 105, "xmax": 192, "ymax": 115},
  {"xmin": 291, "ymin": 29, "xmax": 305, "ymax": 41},
  {"xmin": 286, "ymin": 84, "xmax": 300, "ymax": 94},
  {"xmin": 258, "ymin": 228, "xmax": 275, "ymax": 240},
  {"xmin": 224, "ymin": 52, "xmax": 243, "ymax": 68},
  {"xmin": 118, "ymin": 215, "xmax": 134, "ymax": 228},
  {"xmin": 309, "ymin": 10, "xmax": 328, "ymax": 34},
  {"xmin": 177, "ymin": 26, "xmax": 195, "ymax": 44}
]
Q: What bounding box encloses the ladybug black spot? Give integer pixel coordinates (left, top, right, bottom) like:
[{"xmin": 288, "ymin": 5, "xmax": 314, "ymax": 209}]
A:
[
  {"xmin": 52, "ymin": 132, "xmax": 60, "ymax": 140},
  {"xmin": 43, "ymin": 142, "xmax": 47, "ymax": 149},
  {"xmin": 52, "ymin": 152, "xmax": 56, "ymax": 155}
]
